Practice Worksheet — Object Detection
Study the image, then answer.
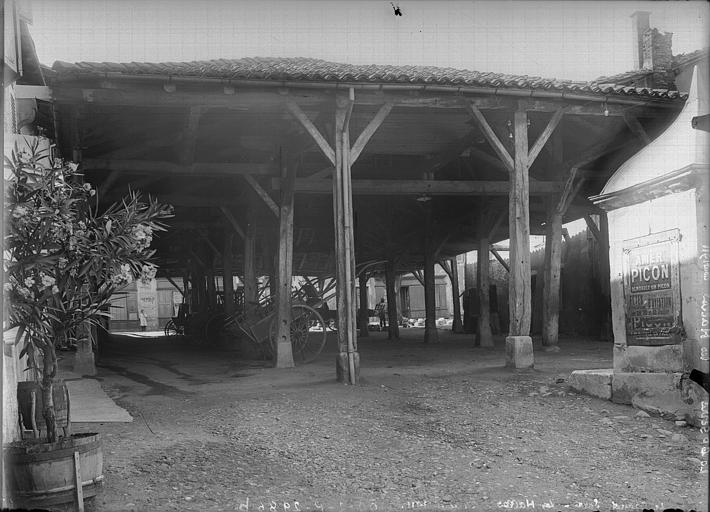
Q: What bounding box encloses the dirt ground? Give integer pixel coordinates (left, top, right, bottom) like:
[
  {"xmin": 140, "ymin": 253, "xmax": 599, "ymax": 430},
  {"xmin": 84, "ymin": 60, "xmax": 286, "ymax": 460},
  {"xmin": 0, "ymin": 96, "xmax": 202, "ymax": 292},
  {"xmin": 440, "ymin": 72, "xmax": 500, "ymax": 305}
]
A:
[{"xmin": 65, "ymin": 329, "xmax": 707, "ymax": 512}]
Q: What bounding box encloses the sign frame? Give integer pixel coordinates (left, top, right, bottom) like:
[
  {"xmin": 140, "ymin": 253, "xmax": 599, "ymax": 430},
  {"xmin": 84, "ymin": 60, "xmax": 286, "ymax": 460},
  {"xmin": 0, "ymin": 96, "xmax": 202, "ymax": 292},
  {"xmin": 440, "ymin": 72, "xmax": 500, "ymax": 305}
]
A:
[{"xmin": 622, "ymin": 228, "xmax": 682, "ymax": 346}]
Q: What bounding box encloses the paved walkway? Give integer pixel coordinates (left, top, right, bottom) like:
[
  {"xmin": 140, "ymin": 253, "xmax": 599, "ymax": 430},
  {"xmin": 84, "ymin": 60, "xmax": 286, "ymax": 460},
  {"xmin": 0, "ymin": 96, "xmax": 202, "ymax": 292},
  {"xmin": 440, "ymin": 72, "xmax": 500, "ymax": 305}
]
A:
[{"xmin": 69, "ymin": 330, "xmax": 707, "ymax": 512}]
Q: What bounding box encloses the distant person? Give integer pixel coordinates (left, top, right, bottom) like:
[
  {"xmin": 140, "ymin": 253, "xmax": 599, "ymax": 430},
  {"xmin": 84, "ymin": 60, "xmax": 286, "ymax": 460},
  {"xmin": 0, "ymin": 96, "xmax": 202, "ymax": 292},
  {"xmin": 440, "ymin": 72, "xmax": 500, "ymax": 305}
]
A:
[
  {"xmin": 375, "ymin": 298, "xmax": 387, "ymax": 330},
  {"xmin": 139, "ymin": 309, "xmax": 147, "ymax": 332}
]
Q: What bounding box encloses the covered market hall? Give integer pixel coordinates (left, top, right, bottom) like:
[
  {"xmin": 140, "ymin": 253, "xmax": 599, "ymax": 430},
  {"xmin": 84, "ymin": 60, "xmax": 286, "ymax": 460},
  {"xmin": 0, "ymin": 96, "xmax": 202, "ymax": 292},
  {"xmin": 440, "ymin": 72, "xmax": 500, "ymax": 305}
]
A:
[{"xmin": 42, "ymin": 55, "xmax": 685, "ymax": 384}]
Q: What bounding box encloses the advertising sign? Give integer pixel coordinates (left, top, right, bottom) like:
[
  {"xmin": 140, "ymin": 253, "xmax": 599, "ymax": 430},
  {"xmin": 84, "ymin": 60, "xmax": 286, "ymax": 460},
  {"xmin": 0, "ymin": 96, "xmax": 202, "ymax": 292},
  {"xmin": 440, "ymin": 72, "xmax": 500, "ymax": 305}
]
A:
[
  {"xmin": 622, "ymin": 229, "xmax": 682, "ymax": 345},
  {"xmin": 136, "ymin": 278, "xmax": 159, "ymax": 330}
]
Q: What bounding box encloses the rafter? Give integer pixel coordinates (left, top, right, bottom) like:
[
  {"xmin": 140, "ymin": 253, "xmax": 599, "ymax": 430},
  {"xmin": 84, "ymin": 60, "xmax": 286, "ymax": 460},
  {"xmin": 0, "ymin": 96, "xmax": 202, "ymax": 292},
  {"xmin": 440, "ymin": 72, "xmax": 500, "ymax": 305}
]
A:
[
  {"xmin": 490, "ymin": 247, "xmax": 510, "ymax": 273},
  {"xmin": 285, "ymin": 100, "xmax": 335, "ymax": 165},
  {"xmin": 528, "ymin": 108, "xmax": 565, "ymax": 166},
  {"xmin": 624, "ymin": 114, "xmax": 651, "ymax": 145},
  {"xmin": 350, "ymin": 102, "xmax": 393, "ymax": 163},
  {"xmin": 243, "ymin": 175, "xmax": 279, "ymax": 217},
  {"xmin": 219, "ymin": 206, "xmax": 245, "ymax": 239},
  {"xmin": 466, "ymin": 104, "xmax": 514, "ymax": 172}
]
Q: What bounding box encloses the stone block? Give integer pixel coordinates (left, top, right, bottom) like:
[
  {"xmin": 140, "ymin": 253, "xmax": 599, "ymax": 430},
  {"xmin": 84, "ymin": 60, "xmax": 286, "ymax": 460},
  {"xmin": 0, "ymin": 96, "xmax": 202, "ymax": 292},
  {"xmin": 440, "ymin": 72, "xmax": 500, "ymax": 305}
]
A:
[
  {"xmin": 505, "ymin": 336, "xmax": 534, "ymax": 369},
  {"xmin": 612, "ymin": 371, "xmax": 708, "ymax": 426},
  {"xmin": 568, "ymin": 369, "xmax": 613, "ymax": 400},
  {"xmin": 612, "ymin": 371, "xmax": 680, "ymax": 405}
]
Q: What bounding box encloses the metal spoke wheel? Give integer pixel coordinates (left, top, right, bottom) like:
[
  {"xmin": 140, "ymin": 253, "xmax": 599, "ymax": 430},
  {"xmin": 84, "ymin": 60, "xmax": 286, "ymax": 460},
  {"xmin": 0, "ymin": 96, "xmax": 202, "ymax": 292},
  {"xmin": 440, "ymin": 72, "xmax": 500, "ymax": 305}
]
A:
[
  {"xmin": 164, "ymin": 319, "xmax": 181, "ymax": 337},
  {"xmin": 269, "ymin": 304, "xmax": 327, "ymax": 364}
]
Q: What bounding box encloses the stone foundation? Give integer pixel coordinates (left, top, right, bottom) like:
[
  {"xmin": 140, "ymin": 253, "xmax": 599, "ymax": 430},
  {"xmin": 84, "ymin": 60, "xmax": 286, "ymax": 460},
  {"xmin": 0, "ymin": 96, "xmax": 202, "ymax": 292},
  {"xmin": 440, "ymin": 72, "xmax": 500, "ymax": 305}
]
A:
[
  {"xmin": 613, "ymin": 371, "xmax": 706, "ymax": 426},
  {"xmin": 568, "ymin": 369, "xmax": 612, "ymax": 400},
  {"xmin": 568, "ymin": 368, "xmax": 708, "ymax": 427}
]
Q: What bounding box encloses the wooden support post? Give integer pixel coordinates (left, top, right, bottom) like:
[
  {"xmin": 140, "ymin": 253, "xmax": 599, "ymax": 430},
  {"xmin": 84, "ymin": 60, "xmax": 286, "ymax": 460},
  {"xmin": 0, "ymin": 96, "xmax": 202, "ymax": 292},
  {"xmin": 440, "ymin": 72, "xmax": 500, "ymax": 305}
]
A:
[
  {"xmin": 223, "ymin": 232, "xmax": 235, "ymax": 315},
  {"xmin": 394, "ymin": 273, "xmax": 403, "ymax": 324},
  {"xmin": 274, "ymin": 159, "xmax": 296, "ymax": 368},
  {"xmin": 206, "ymin": 264, "xmax": 217, "ymax": 309},
  {"xmin": 333, "ymin": 92, "xmax": 359, "ymax": 384},
  {"xmin": 505, "ymin": 103, "xmax": 534, "ymax": 368},
  {"xmin": 423, "ymin": 202, "xmax": 439, "ymax": 343},
  {"xmin": 508, "ymin": 105, "xmax": 532, "ymax": 336},
  {"xmin": 542, "ymin": 200, "xmax": 563, "ymax": 348},
  {"xmin": 598, "ymin": 212, "xmax": 613, "ymax": 340},
  {"xmin": 385, "ymin": 260, "xmax": 400, "ymax": 340},
  {"xmin": 244, "ymin": 192, "xmax": 258, "ymax": 318},
  {"xmin": 449, "ymin": 257, "xmax": 464, "ymax": 334},
  {"xmin": 477, "ymin": 238, "xmax": 494, "ymax": 347},
  {"xmin": 358, "ymin": 273, "xmax": 369, "ymax": 337}
]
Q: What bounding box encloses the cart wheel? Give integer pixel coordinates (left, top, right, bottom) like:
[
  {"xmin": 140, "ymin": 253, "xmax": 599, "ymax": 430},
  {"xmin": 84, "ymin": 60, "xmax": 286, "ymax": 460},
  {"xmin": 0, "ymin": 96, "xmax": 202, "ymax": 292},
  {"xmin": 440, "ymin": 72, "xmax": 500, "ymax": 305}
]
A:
[
  {"xmin": 269, "ymin": 304, "xmax": 327, "ymax": 364},
  {"xmin": 164, "ymin": 320, "xmax": 179, "ymax": 337}
]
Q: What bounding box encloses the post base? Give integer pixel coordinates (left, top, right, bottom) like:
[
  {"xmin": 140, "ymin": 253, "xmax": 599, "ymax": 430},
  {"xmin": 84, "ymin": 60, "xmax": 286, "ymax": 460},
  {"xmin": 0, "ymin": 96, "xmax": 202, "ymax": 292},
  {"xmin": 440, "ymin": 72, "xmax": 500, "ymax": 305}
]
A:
[
  {"xmin": 505, "ymin": 336, "xmax": 534, "ymax": 369},
  {"xmin": 336, "ymin": 351, "xmax": 360, "ymax": 384}
]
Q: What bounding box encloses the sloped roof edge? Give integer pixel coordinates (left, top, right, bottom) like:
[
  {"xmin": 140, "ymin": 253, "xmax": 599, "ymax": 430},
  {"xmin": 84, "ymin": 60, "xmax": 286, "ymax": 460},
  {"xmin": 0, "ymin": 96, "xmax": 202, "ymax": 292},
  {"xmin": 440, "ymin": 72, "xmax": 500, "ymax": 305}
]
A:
[{"xmin": 51, "ymin": 57, "xmax": 686, "ymax": 101}]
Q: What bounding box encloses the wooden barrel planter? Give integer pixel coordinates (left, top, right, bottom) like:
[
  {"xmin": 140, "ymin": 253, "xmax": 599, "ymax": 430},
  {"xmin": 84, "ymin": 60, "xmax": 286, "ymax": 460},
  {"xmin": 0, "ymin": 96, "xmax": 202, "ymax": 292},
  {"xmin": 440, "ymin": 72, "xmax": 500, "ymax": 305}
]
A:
[
  {"xmin": 17, "ymin": 380, "xmax": 71, "ymax": 438},
  {"xmin": 5, "ymin": 433, "xmax": 103, "ymax": 509}
]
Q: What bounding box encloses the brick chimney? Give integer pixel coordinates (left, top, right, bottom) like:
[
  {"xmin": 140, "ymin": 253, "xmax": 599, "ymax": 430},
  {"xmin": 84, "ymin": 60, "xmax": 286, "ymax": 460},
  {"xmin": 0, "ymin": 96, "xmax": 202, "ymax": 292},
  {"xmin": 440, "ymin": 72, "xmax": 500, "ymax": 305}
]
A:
[
  {"xmin": 630, "ymin": 11, "xmax": 675, "ymax": 89},
  {"xmin": 631, "ymin": 11, "xmax": 650, "ymax": 70}
]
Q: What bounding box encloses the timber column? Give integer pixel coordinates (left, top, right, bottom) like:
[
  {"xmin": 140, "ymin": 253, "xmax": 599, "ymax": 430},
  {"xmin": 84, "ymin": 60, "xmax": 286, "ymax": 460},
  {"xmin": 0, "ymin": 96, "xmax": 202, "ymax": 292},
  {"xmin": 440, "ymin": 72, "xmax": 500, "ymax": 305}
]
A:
[
  {"xmin": 334, "ymin": 93, "xmax": 359, "ymax": 383},
  {"xmin": 423, "ymin": 202, "xmax": 439, "ymax": 343},
  {"xmin": 477, "ymin": 238, "xmax": 494, "ymax": 347},
  {"xmin": 274, "ymin": 159, "xmax": 296, "ymax": 368},
  {"xmin": 542, "ymin": 200, "xmax": 563, "ymax": 350},
  {"xmin": 385, "ymin": 260, "xmax": 400, "ymax": 339},
  {"xmin": 358, "ymin": 273, "xmax": 369, "ymax": 337},
  {"xmin": 449, "ymin": 258, "xmax": 464, "ymax": 334},
  {"xmin": 243, "ymin": 192, "xmax": 259, "ymax": 319},
  {"xmin": 223, "ymin": 231, "xmax": 235, "ymax": 315},
  {"xmin": 506, "ymin": 103, "xmax": 534, "ymax": 368}
]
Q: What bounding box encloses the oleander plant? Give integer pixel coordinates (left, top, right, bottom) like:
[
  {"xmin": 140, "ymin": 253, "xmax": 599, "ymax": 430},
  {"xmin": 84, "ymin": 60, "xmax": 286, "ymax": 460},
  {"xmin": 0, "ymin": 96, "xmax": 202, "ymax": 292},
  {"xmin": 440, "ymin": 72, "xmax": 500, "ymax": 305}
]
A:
[{"xmin": 4, "ymin": 138, "xmax": 173, "ymax": 442}]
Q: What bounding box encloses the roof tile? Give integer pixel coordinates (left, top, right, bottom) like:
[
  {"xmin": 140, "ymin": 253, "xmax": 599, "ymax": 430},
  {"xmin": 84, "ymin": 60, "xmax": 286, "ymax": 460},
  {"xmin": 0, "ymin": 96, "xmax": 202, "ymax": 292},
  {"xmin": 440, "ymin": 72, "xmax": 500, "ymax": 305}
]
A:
[{"xmin": 52, "ymin": 57, "xmax": 685, "ymax": 100}]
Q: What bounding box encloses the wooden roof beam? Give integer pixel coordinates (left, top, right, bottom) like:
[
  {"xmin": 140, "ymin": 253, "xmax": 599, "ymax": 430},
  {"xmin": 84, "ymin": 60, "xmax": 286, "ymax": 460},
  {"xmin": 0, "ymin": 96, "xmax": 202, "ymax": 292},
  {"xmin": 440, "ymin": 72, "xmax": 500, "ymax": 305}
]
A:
[
  {"xmin": 273, "ymin": 178, "xmax": 563, "ymax": 195},
  {"xmin": 53, "ymin": 85, "xmax": 677, "ymax": 116},
  {"xmin": 82, "ymin": 158, "xmax": 275, "ymax": 176}
]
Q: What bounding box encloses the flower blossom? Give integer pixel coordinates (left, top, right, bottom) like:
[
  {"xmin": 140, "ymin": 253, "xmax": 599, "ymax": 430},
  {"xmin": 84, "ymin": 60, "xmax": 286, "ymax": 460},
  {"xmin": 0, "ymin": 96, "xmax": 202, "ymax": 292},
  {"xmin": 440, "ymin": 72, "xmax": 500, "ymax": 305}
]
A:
[{"xmin": 40, "ymin": 273, "xmax": 56, "ymax": 288}]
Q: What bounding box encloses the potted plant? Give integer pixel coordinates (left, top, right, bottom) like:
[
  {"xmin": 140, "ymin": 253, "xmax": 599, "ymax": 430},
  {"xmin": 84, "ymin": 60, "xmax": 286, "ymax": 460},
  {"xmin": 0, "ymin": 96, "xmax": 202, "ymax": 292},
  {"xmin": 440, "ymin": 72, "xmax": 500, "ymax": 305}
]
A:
[{"xmin": 3, "ymin": 137, "xmax": 173, "ymax": 508}]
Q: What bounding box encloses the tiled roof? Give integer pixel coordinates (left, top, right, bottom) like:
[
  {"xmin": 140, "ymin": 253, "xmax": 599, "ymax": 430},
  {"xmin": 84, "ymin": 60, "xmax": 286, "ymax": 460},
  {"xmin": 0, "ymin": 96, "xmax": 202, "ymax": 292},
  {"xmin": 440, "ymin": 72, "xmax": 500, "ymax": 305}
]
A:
[
  {"xmin": 591, "ymin": 69, "xmax": 653, "ymax": 86},
  {"xmin": 672, "ymin": 48, "xmax": 709, "ymax": 69},
  {"xmin": 51, "ymin": 57, "xmax": 685, "ymax": 100}
]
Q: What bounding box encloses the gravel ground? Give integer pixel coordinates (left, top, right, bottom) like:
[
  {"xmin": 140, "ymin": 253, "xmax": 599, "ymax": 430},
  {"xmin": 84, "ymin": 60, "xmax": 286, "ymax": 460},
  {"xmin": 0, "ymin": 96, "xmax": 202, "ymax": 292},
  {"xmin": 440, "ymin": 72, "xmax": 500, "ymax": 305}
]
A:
[{"xmin": 65, "ymin": 330, "xmax": 707, "ymax": 512}]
